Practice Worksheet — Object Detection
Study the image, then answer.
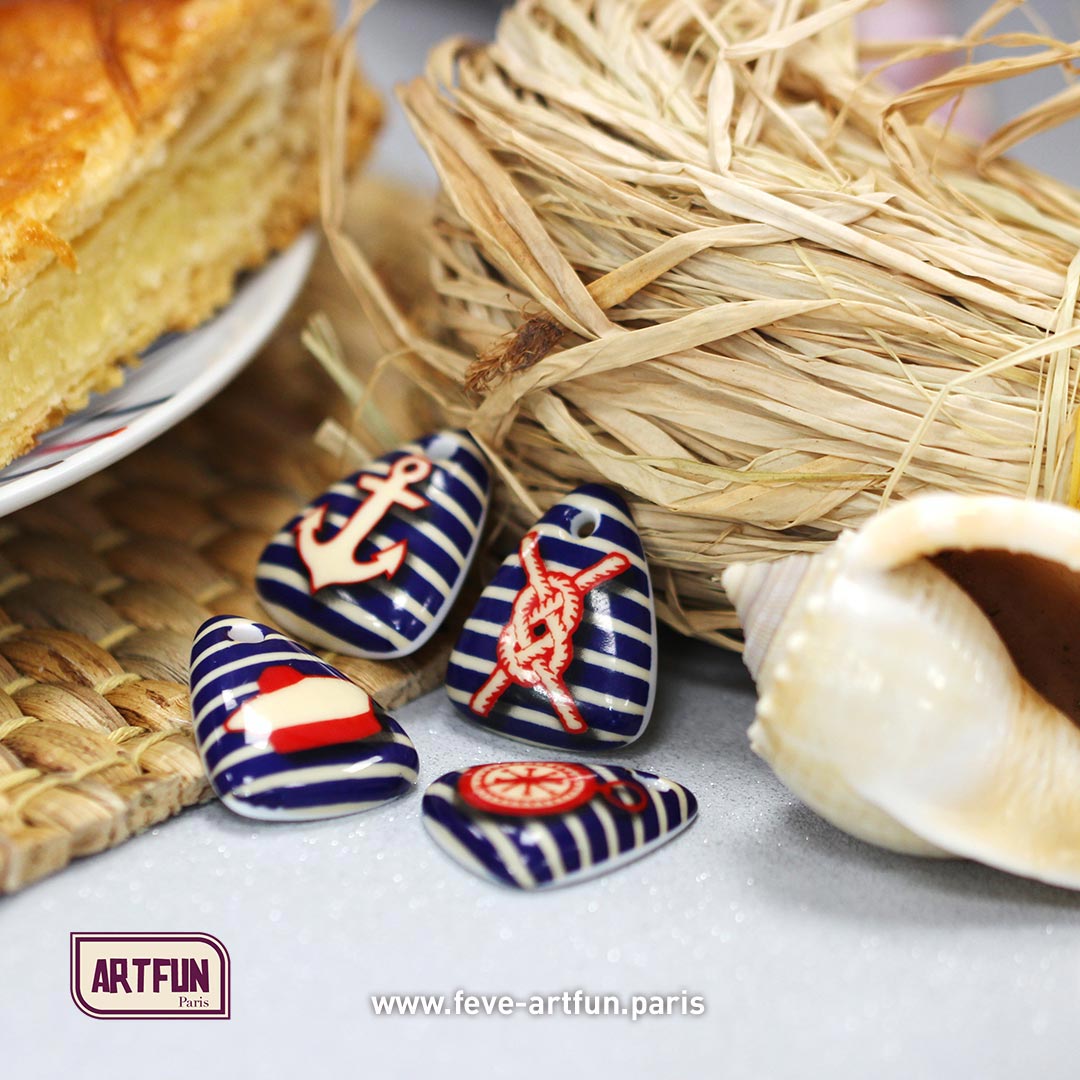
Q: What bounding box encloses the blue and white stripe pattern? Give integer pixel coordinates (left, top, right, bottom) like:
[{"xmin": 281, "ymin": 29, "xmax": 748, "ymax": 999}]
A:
[
  {"xmin": 256, "ymin": 430, "xmax": 490, "ymax": 659},
  {"xmin": 190, "ymin": 616, "xmax": 418, "ymax": 821},
  {"xmin": 446, "ymin": 484, "xmax": 657, "ymax": 751},
  {"xmin": 422, "ymin": 763, "xmax": 697, "ymax": 889}
]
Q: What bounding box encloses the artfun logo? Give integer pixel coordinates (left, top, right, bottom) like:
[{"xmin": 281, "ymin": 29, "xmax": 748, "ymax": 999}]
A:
[{"xmin": 70, "ymin": 933, "xmax": 230, "ymax": 1020}]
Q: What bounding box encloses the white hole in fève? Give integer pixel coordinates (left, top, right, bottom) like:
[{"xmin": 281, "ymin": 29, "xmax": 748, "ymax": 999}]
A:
[{"xmin": 571, "ymin": 508, "xmax": 601, "ymax": 538}]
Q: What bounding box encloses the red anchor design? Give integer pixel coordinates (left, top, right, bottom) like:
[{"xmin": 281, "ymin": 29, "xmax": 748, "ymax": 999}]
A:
[
  {"xmin": 470, "ymin": 530, "xmax": 630, "ymax": 733},
  {"xmin": 295, "ymin": 454, "xmax": 432, "ymax": 591}
]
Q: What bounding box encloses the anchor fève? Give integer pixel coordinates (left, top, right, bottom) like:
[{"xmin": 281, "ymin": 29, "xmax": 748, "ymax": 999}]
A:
[{"xmin": 256, "ymin": 430, "xmax": 492, "ymax": 660}]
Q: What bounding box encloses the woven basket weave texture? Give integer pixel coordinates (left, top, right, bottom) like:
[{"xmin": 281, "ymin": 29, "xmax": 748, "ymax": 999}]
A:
[{"xmin": 0, "ymin": 270, "xmax": 451, "ymax": 895}]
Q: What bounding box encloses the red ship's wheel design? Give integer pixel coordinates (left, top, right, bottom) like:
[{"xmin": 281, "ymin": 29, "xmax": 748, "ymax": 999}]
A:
[{"xmin": 458, "ymin": 762, "xmax": 649, "ymax": 817}]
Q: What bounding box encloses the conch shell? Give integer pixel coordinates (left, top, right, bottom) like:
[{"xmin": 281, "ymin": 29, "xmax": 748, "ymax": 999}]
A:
[{"xmin": 723, "ymin": 494, "xmax": 1080, "ymax": 888}]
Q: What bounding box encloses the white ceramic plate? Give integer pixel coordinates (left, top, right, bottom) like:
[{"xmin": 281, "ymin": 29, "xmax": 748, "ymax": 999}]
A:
[{"xmin": 0, "ymin": 231, "xmax": 319, "ymax": 518}]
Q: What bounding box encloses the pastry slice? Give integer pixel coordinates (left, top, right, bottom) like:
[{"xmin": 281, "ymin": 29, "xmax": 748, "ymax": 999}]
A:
[{"xmin": 0, "ymin": 0, "xmax": 380, "ymax": 468}]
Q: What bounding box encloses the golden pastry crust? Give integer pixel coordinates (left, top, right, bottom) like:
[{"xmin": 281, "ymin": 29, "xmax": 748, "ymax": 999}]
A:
[{"xmin": 0, "ymin": 0, "xmax": 380, "ymax": 467}]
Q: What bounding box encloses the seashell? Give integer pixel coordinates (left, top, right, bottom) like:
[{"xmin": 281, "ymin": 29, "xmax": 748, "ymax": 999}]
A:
[{"xmin": 722, "ymin": 493, "xmax": 1080, "ymax": 888}]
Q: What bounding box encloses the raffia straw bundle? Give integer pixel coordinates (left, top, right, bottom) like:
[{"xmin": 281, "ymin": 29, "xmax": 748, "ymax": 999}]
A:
[{"xmin": 324, "ymin": 0, "xmax": 1080, "ymax": 646}]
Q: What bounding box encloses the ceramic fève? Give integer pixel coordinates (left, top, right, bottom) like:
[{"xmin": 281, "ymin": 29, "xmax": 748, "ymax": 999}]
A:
[
  {"xmin": 422, "ymin": 761, "xmax": 697, "ymax": 889},
  {"xmin": 190, "ymin": 616, "xmax": 418, "ymax": 820},
  {"xmin": 256, "ymin": 429, "xmax": 490, "ymax": 658},
  {"xmin": 446, "ymin": 484, "xmax": 656, "ymax": 750}
]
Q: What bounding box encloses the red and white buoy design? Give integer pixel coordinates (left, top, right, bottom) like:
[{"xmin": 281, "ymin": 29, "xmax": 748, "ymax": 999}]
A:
[
  {"xmin": 457, "ymin": 762, "xmax": 648, "ymax": 817},
  {"xmin": 223, "ymin": 666, "xmax": 382, "ymax": 754}
]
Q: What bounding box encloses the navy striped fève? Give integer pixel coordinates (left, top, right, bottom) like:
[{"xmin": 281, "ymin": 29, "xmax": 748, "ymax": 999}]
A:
[
  {"xmin": 256, "ymin": 430, "xmax": 490, "ymax": 659},
  {"xmin": 422, "ymin": 762, "xmax": 697, "ymax": 889},
  {"xmin": 446, "ymin": 484, "xmax": 657, "ymax": 751},
  {"xmin": 190, "ymin": 616, "xmax": 418, "ymax": 821}
]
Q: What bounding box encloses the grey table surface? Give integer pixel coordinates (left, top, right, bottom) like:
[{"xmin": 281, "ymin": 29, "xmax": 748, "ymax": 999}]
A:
[{"xmin": 5, "ymin": 2, "xmax": 1080, "ymax": 1077}]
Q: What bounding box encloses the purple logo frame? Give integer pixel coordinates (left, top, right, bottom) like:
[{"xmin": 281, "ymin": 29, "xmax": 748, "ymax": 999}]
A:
[{"xmin": 70, "ymin": 933, "xmax": 230, "ymax": 1020}]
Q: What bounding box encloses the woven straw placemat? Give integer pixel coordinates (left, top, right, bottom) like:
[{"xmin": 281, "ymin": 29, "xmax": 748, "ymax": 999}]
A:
[{"xmin": 0, "ymin": 221, "xmax": 453, "ymax": 895}]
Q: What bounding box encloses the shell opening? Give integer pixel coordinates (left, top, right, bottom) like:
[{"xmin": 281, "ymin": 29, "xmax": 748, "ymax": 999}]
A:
[{"xmin": 932, "ymin": 549, "xmax": 1080, "ymax": 727}]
